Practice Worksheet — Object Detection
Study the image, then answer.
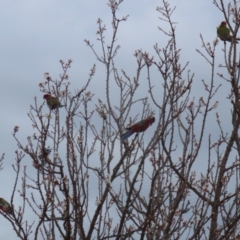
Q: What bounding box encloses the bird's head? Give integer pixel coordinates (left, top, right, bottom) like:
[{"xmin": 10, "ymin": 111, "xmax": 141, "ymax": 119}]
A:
[
  {"xmin": 221, "ymin": 21, "xmax": 227, "ymax": 26},
  {"xmin": 43, "ymin": 94, "xmax": 51, "ymax": 100},
  {"xmin": 149, "ymin": 117, "xmax": 155, "ymax": 125}
]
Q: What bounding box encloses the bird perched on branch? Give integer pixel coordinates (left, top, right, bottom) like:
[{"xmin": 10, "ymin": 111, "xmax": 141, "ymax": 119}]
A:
[
  {"xmin": 121, "ymin": 116, "xmax": 155, "ymax": 140},
  {"xmin": 217, "ymin": 21, "xmax": 240, "ymax": 43},
  {"xmin": 43, "ymin": 94, "xmax": 65, "ymax": 110},
  {"xmin": 0, "ymin": 198, "xmax": 13, "ymax": 214}
]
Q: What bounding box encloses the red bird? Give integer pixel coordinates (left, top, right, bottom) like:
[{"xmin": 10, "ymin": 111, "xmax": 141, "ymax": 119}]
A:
[{"xmin": 121, "ymin": 117, "xmax": 155, "ymax": 140}]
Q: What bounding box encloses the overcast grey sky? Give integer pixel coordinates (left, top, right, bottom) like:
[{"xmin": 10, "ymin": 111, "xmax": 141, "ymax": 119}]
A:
[{"xmin": 0, "ymin": 0, "xmax": 231, "ymax": 238}]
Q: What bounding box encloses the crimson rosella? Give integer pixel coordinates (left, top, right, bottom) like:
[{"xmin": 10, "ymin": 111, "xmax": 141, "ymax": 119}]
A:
[
  {"xmin": 121, "ymin": 117, "xmax": 155, "ymax": 140},
  {"xmin": 217, "ymin": 21, "xmax": 239, "ymax": 43},
  {"xmin": 0, "ymin": 198, "xmax": 13, "ymax": 214},
  {"xmin": 43, "ymin": 94, "xmax": 65, "ymax": 110}
]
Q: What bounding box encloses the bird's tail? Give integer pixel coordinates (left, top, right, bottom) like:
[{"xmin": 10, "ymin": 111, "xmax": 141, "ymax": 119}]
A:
[
  {"xmin": 227, "ymin": 36, "xmax": 239, "ymax": 43},
  {"xmin": 121, "ymin": 130, "xmax": 132, "ymax": 140}
]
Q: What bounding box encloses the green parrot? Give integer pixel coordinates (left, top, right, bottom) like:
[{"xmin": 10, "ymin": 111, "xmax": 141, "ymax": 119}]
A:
[
  {"xmin": 43, "ymin": 94, "xmax": 65, "ymax": 110},
  {"xmin": 217, "ymin": 21, "xmax": 239, "ymax": 43},
  {"xmin": 0, "ymin": 198, "xmax": 13, "ymax": 214}
]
